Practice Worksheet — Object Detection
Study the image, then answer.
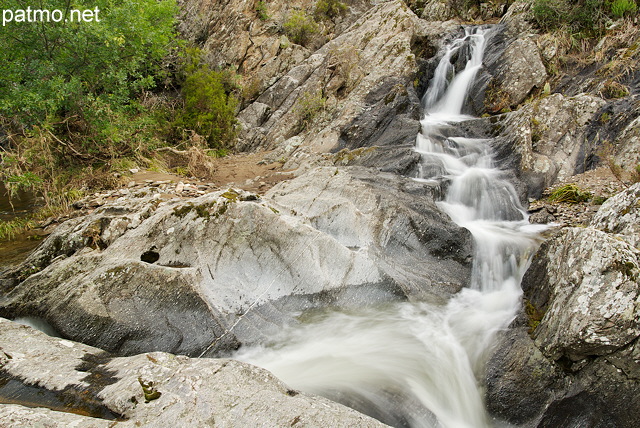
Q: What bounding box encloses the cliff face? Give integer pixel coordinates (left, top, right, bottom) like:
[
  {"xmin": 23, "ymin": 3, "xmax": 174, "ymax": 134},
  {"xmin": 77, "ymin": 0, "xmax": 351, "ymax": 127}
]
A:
[{"xmin": 1, "ymin": 0, "xmax": 640, "ymax": 426}]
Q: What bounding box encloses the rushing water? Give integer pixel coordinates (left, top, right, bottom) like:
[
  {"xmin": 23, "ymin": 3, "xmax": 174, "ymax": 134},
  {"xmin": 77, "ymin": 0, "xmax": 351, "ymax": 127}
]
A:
[{"xmin": 236, "ymin": 27, "xmax": 546, "ymax": 427}]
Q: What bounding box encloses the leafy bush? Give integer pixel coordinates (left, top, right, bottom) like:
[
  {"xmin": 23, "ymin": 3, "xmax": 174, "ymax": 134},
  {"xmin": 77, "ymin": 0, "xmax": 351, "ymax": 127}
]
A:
[
  {"xmin": 610, "ymin": 0, "xmax": 638, "ymax": 18},
  {"xmin": 0, "ymin": 0, "xmax": 179, "ymax": 219},
  {"xmin": 283, "ymin": 11, "xmax": 319, "ymax": 46},
  {"xmin": 0, "ymin": 0, "xmax": 177, "ymax": 128},
  {"xmin": 174, "ymin": 49, "xmax": 239, "ymax": 149},
  {"xmin": 532, "ymin": 0, "xmax": 613, "ymax": 37},
  {"xmin": 256, "ymin": 1, "xmax": 269, "ymax": 21},
  {"xmin": 315, "ymin": 0, "xmax": 348, "ymax": 19},
  {"xmin": 532, "ymin": 0, "xmax": 570, "ymax": 32}
]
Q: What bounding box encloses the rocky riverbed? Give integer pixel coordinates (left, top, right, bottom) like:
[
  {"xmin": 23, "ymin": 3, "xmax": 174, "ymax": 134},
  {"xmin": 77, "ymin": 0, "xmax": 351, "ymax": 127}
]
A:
[{"xmin": 1, "ymin": 0, "xmax": 640, "ymax": 426}]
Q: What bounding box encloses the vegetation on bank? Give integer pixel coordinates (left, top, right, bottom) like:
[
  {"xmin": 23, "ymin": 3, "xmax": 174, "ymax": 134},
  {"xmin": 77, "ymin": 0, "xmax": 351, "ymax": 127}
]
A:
[{"xmin": 0, "ymin": 0, "xmax": 240, "ymax": 239}]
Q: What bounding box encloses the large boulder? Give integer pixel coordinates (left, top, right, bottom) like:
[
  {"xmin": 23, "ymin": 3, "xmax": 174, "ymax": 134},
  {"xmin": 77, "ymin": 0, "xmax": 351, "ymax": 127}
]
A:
[
  {"xmin": 486, "ymin": 198, "xmax": 640, "ymax": 427},
  {"xmin": 0, "ymin": 318, "xmax": 388, "ymax": 427},
  {"xmin": 524, "ymin": 227, "xmax": 640, "ymax": 362},
  {"xmin": 488, "ymin": 93, "xmax": 607, "ymax": 197},
  {"xmin": 0, "ymin": 168, "xmax": 472, "ymax": 357}
]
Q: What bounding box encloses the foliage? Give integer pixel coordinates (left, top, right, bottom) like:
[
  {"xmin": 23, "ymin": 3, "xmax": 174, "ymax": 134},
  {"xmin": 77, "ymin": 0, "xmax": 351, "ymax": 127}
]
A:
[
  {"xmin": 531, "ymin": 0, "xmax": 619, "ymax": 37},
  {"xmin": 294, "ymin": 91, "xmax": 327, "ymax": 130},
  {"xmin": 0, "ymin": 0, "xmax": 184, "ymax": 230},
  {"xmin": 173, "ymin": 48, "xmax": 239, "ymax": 149},
  {"xmin": 315, "ymin": 0, "xmax": 348, "ymax": 20},
  {"xmin": 548, "ymin": 184, "xmax": 592, "ymax": 203},
  {"xmin": 0, "ymin": 0, "xmax": 178, "ymax": 128},
  {"xmin": 255, "ymin": 1, "xmax": 269, "ymax": 21},
  {"xmin": 632, "ymin": 164, "xmax": 640, "ymax": 183},
  {"xmin": 610, "ymin": 0, "xmax": 638, "ymax": 18},
  {"xmin": 0, "ymin": 217, "xmax": 36, "ymax": 241},
  {"xmin": 283, "ymin": 10, "xmax": 319, "ymax": 46},
  {"xmin": 602, "ymin": 80, "xmax": 630, "ymax": 98}
]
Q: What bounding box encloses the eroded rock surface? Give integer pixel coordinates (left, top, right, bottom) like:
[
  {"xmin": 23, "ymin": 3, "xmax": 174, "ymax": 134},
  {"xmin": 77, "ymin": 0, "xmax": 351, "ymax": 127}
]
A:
[
  {"xmin": 0, "ymin": 318, "xmax": 387, "ymax": 427},
  {"xmin": 0, "ymin": 168, "xmax": 472, "ymax": 356}
]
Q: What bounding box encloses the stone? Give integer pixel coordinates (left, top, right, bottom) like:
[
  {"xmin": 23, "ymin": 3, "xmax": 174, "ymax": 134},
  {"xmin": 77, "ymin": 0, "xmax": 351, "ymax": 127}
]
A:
[
  {"xmin": 0, "ymin": 171, "xmax": 472, "ymax": 356},
  {"xmin": 522, "ymin": 227, "xmax": 640, "ymax": 361},
  {"xmin": 591, "ymin": 182, "xmax": 640, "ymax": 248},
  {"xmin": 0, "ymin": 318, "xmax": 388, "ymax": 428}
]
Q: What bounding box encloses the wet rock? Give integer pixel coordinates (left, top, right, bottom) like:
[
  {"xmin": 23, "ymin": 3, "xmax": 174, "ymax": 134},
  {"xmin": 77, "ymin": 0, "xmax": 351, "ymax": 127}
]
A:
[
  {"xmin": 485, "ymin": 327, "xmax": 565, "ymax": 425},
  {"xmin": 0, "ymin": 318, "xmax": 387, "ymax": 427},
  {"xmin": 487, "ymin": 221, "xmax": 640, "ymax": 427},
  {"xmin": 470, "ymin": 25, "xmax": 547, "ymax": 115}
]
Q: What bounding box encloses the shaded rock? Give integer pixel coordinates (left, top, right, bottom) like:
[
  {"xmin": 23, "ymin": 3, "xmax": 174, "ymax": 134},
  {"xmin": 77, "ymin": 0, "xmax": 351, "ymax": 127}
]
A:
[
  {"xmin": 485, "ymin": 327, "xmax": 565, "ymax": 425},
  {"xmin": 0, "ymin": 318, "xmax": 388, "ymax": 427},
  {"xmin": 487, "ymin": 326, "xmax": 640, "ymax": 428},
  {"xmin": 267, "ymin": 167, "xmax": 473, "ymax": 300}
]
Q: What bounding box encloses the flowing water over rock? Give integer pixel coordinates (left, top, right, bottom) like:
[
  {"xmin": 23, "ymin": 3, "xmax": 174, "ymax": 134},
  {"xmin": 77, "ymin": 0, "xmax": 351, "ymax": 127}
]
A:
[{"xmin": 236, "ymin": 27, "xmax": 547, "ymax": 428}]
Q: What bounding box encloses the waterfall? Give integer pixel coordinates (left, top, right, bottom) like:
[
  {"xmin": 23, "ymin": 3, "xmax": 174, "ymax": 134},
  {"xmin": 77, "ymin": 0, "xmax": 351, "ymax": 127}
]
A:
[{"xmin": 235, "ymin": 27, "xmax": 546, "ymax": 427}]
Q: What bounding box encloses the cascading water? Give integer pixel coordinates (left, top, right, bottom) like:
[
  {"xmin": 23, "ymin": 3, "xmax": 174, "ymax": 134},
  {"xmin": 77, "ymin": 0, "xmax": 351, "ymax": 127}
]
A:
[{"xmin": 235, "ymin": 27, "xmax": 547, "ymax": 427}]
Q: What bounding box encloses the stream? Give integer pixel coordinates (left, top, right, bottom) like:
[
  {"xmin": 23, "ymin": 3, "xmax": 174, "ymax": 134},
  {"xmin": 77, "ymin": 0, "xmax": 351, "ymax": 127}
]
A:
[{"xmin": 235, "ymin": 26, "xmax": 547, "ymax": 427}]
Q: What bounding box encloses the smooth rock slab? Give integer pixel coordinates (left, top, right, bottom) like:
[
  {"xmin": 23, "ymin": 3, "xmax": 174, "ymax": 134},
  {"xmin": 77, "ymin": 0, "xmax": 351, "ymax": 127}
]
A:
[{"xmin": 0, "ymin": 318, "xmax": 388, "ymax": 427}]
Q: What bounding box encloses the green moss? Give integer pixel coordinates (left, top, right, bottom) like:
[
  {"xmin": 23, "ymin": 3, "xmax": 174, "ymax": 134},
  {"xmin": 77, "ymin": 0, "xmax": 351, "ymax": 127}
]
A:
[
  {"xmin": 269, "ymin": 207, "xmax": 280, "ymax": 214},
  {"xmin": 524, "ymin": 299, "xmax": 545, "ymax": 335},
  {"xmin": 173, "ymin": 201, "xmax": 217, "ymax": 219},
  {"xmin": 221, "ymin": 190, "xmax": 239, "ymax": 202},
  {"xmin": 138, "ymin": 378, "xmax": 161, "ymax": 403},
  {"xmin": 384, "ymin": 92, "xmax": 396, "ymax": 105}
]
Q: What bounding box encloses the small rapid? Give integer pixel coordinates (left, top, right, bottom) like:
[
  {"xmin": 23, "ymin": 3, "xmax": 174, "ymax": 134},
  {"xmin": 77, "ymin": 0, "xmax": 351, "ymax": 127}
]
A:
[{"xmin": 235, "ymin": 27, "xmax": 546, "ymax": 427}]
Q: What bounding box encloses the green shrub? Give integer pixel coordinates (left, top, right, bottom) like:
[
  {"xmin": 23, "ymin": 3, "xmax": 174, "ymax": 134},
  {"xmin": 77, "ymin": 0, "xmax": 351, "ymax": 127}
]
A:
[
  {"xmin": 532, "ymin": 0, "xmax": 570, "ymax": 32},
  {"xmin": 532, "ymin": 0, "xmax": 611, "ymax": 37},
  {"xmin": 549, "ymin": 184, "xmax": 592, "ymax": 203},
  {"xmin": 174, "ymin": 49, "xmax": 238, "ymax": 149},
  {"xmin": 610, "ymin": 0, "xmax": 638, "ymax": 18},
  {"xmin": 294, "ymin": 91, "xmax": 326, "ymax": 130},
  {"xmin": 603, "ymin": 80, "xmax": 630, "ymax": 98},
  {"xmin": 315, "ymin": 0, "xmax": 347, "ymax": 20},
  {"xmin": 283, "ymin": 11, "xmax": 319, "ymax": 46},
  {"xmin": 256, "ymin": 1, "xmax": 269, "ymax": 21}
]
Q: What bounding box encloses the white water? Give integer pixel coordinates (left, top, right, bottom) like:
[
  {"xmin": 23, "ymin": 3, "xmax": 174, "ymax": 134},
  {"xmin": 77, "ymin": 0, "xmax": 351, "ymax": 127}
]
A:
[{"xmin": 235, "ymin": 27, "xmax": 546, "ymax": 427}]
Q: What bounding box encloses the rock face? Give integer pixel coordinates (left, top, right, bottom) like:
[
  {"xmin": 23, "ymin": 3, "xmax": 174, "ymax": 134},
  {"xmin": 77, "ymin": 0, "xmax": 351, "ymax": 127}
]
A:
[
  {"xmin": 0, "ymin": 168, "xmax": 472, "ymax": 357},
  {"xmin": 0, "ymin": 318, "xmax": 388, "ymax": 427},
  {"xmin": 235, "ymin": 0, "xmax": 458, "ymax": 157},
  {"xmin": 486, "ymin": 194, "xmax": 640, "ymax": 427},
  {"xmin": 525, "ymin": 227, "xmax": 639, "ymax": 362},
  {"xmin": 591, "ymin": 182, "xmax": 640, "ymax": 248},
  {"xmin": 488, "ymin": 93, "xmax": 607, "ymax": 197}
]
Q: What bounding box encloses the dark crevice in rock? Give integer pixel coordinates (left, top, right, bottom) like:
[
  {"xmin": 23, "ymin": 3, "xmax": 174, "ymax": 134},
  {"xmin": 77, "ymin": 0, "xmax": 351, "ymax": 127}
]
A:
[{"xmin": 0, "ymin": 365, "xmax": 125, "ymax": 421}]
